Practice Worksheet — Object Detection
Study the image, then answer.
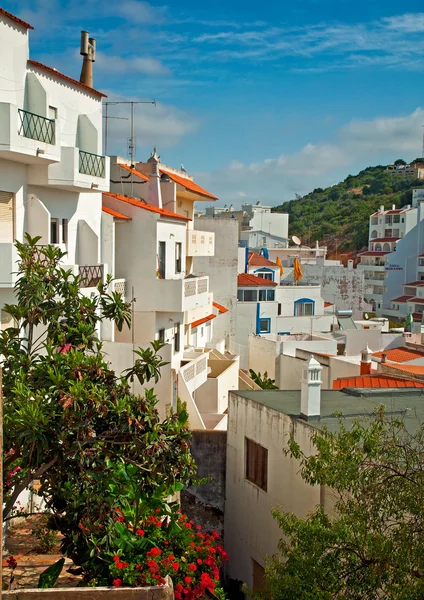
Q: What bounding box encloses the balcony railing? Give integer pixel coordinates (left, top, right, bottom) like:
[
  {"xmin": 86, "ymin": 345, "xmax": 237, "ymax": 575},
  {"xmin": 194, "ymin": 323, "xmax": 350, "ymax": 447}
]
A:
[
  {"xmin": 79, "ymin": 150, "xmax": 105, "ymax": 178},
  {"xmin": 18, "ymin": 109, "xmax": 55, "ymax": 144},
  {"xmin": 184, "ymin": 276, "xmax": 209, "ymax": 298},
  {"xmin": 79, "ymin": 265, "xmax": 104, "ymax": 288}
]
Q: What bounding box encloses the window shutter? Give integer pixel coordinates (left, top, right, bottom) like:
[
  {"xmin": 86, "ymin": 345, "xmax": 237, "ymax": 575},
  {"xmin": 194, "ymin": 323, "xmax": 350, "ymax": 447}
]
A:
[{"xmin": 0, "ymin": 192, "xmax": 14, "ymax": 242}]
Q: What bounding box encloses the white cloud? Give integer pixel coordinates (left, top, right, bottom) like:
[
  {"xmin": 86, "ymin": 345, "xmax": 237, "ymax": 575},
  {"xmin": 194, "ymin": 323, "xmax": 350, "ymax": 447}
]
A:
[
  {"xmin": 96, "ymin": 53, "xmax": 170, "ymax": 75},
  {"xmin": 116, "ymin": 1, "xmax": 168, "ymax": 24}
]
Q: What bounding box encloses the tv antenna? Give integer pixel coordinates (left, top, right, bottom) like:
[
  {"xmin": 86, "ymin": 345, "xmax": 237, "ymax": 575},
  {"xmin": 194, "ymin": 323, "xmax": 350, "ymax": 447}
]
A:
[
  {"xmin": 422, "ymin": 125, "xmax": 424, "ymax": 159},
  {"xmin": 103, "ymin": 100, "xmax": 156, "ymax": 158}
]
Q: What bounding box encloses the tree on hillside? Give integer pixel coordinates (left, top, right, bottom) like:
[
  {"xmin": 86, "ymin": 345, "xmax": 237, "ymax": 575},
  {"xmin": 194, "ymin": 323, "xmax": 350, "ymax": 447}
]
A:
[
  {"xmin": 394, "ymin": 159, "xmax": 407, "ymax": 166},
  {"xmin": 1, "ymin": 236, "xmax": 198, "ymax": 582},
  {"xmin": 256, "ymin": 409, "xmax": 424, "ymax": 600}
]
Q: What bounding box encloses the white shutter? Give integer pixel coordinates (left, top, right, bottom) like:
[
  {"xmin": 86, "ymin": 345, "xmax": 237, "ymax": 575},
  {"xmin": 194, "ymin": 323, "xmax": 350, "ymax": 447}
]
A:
[{"xmin": 0, "ymin": 191, "xmax": 13, "ymax": 242}]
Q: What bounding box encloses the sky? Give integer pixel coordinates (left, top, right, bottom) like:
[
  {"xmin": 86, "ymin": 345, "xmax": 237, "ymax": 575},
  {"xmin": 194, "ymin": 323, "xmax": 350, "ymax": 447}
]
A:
[{"xmin": 4, "ymin": 0, "xmax": 424, "ymax": 206}]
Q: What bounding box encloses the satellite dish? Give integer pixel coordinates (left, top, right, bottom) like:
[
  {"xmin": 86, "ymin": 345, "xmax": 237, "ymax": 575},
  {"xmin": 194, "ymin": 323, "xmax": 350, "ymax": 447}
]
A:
[{"xmin": 292, "ymin": 235, "xmax": 301, "ymax": 246}]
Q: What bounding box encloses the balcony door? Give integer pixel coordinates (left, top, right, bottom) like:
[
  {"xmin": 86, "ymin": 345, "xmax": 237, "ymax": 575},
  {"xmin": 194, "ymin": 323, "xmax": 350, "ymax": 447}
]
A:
[
  {"xmin": 158, "ymin": 241, "xmax": 166, "ymax": 279},
  {"xmin": 0, "ymin": 192, "xmax": 14, "ymax": 242}
]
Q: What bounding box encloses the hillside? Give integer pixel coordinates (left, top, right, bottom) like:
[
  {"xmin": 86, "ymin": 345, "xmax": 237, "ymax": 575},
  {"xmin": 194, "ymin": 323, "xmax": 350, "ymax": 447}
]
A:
[{"xmin": 272, "ymin": 163, "xmax": 424, "ymax": 253}]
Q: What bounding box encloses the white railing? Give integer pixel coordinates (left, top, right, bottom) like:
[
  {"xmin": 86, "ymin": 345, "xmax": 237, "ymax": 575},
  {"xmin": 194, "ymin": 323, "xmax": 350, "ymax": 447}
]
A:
[
  {"xmin": 113, "ymin": 278, "xmax": 126, "ymax": 300},
  {"xmin": 183, "ymin": 276, "xmax": 209, "ymax": 298},
  {"xmin": 180, "ymin": 353, "xmax": 208, "ymax": 388}
]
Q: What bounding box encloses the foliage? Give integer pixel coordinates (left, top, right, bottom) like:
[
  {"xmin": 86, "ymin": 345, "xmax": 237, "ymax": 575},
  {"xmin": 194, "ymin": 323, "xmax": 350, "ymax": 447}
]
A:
[
  {"xmin": 272, "ymin": 164, "xmax": 424, "ymax": 251},
  {"xmin": 38, "ymin": 558, "xmax": 65, "ymax": 589},
  {"xmin": 107, "ymin": 508, "xmax": 228, "ymax": 597},
  {"xmin": 31, "ymin": 516, "xmax": 58, "ymax": 554},
  {"xmin": 259, "ymin": 408, "xmax": 424, "ymax": 600},
  {"xmin": 1, "ymin": 236, "xmax": 199, "ymax": 584},
  {"xmin": 249, "ymin": 369, "xmax": 278, "ymax": 389}
]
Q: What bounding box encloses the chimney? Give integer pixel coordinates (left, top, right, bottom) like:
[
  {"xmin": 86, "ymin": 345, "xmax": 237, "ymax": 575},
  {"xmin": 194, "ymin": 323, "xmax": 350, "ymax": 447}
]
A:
[
  {"xmin": 381, "ymin": 352, "xmax": 387, "ymax": 364},
  {"xmin": 80, "ymin": 31, "xmax": 96, "ymax": 88},
  {"xmin": 146, "ymin": 147, "xmax": 163, "ymax": 208},
  {"xmin": 300, "ymin": 356, "xmax": 323, "ymax": 420},
  {"xmin": 360, "ymin": 344, "xmax": 372, "ymax": 375},
  {"xmin": 392, "ymin": 204, "xmax": 396, "ymax": 210}
]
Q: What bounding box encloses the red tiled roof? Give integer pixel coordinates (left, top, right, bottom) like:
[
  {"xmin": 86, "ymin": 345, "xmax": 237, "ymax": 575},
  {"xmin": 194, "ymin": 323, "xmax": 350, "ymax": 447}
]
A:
[
  {"xmin": 413, "ymin": 312, "xmax": 424, "ymax": 321},
  {"xmin": 383, "ymin": 363, "xmax": 424, "ymax": 376},
  {"xmin": 371, "ymin": 237, "xmax": 400, "ymax": 243},
  {"xmin": 27, "ymin": 60, "xmax": 107, "ymax": 98},
  {"xmin": 358, "ymin": 251, "xmax": 390, "ymax": 256},
  {"xmin": 102, "ymin": 206, "xmax": 131, "ymax": 221},
  {"xmin": 213, "ymin": 301, "xmax": 229, "ymax": 314},
  {"xmin": 103, "ymin": 192, "xmax": 191, "ymax": 221},
  {"xmin": 391, "ymin": 295, "xmax": 413, "ymax": 303},
  {"xmin": 248, "ymin": 252, "xmax": 278, "ymax": 267},
  {"xmin": 191, "ymin": 314, "xmax": 216, "ymax": 328},
  {"xmin": 372, "ymin": 346, "xmax": 424, "ymax": 363},
  {"xmin": 237, "ymin": 273, "xmax": 278, "ymax": 287},
  {"xmin": 386, "ymin": 209, "xmax": 409, "ymax": 214},
  {"xmin": 160, "ymin": 169, "xmax": 218, "ymax": 200},
  {"xmin": 0, "ymin": 7, "xmax": 33, "ymax": 29},
  {"xmin": 404, "ymin": 281, "xmax": 424, "ymax": 287},
  {"xmin": 333, "ymin": 374, "xmax": 424, "ymax": 390},
  {"xmin": 408, "ymin": 297, "xmax": 424, "ymax": 305},
  {"xmin": 118, "ymin": 163, "xmax": 150, "ymax": 182},
  {"xmin": 324, "ymin": 301, "xmax": 333, "ymax": 307}
]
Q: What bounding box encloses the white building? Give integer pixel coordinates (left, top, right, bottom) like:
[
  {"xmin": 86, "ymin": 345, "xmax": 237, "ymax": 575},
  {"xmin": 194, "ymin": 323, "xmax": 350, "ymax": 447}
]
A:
[{"xmin": 0, "ymin": 8, "xmax": 109, "ymax": 330}]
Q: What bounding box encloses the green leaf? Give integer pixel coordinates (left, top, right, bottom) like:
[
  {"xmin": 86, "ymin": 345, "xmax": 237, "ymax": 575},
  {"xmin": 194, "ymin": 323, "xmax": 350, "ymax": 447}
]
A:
[{"xmin": 38, "ymin": 558, "xmax": 65, "ymax": 588}]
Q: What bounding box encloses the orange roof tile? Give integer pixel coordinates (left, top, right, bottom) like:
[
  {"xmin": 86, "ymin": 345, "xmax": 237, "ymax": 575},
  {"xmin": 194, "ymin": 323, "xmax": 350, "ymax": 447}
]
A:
[
  {"xmin": 409, "ymin": 297, "xmax": 424, "ymax": 304},
  {"xmin": 213, "ymin": 301, "xmax": 229, "ymax": 314},
  {"xmin": 372, "ymin": 346, "xmax": 424, "ymax": 363},
  {"xmin": 248, "ymin": 252, "xmax": 278, "ymax": 267},
  {"xmin": 359, "ymin": 251, "xmax": 390, "ymax": 256},
  {"xmin": 0, "ymin": 7, "xmax": 33, "ymax": 29},
  {"xmin": 391, "ymin": 295, "xmax": 413, "ymax": 303},
  {"xmin": 118, "ymin": 163, "xmax": 150, "ymax": 182},
  {"xmin": 160, "ymin": 169, "xmax": 218, "ymax": 201},
  {"xmin": 333, "ymin": 374, "xmax": 424, "ymax": 390},
  {"xmin": 404, "ymin": 281, "xmax": 424, "ymax": 287},
  {"xmin": 324, "ymin": 301, "xmax": 334, "ymax": 307},
  {"xmin": 371, "ymin": 237, "xmax": 400, "ymax": 243},
  {"xmin": 103, "ymin": 192, "xmax": 191, "ymax": 221},
  {"xmin": 237, "ymin": 273, "xmax": 278, "ymax": 287},
  {"xmin": 382, "ymin": 363, "xmax": 424, "ymax": 376},
  {"xmin": 102, "ymin": 206, "xmax": 131, "ymax": 221},
  {"xmin": 28, "ymin": 60, "xmax": 107, "ymax": 98},
  {"xmin": 191, "ymin": 314, "xmax": 216, "ymax": 328}
]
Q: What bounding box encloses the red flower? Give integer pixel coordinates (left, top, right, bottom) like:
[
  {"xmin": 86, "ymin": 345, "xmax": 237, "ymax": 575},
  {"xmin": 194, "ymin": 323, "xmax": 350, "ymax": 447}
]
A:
[
  {"xmin": 117, "ymin": 516, "xmax": 125, "ymax": 523},
  {"xmin": 196, "ymin": 525, "xmax": 202, "ymax": 530},
  {"xmin": 6, "ymin": 556, "xmax": 17, "ymax": 570},
  {"xmin": 188, "ymin": 563, "xmax": 197, "ymax": 572},
  {"xmin": 171, "ymin": 562, "xmax": 180, "ymax": 571},
  {"xmin": 147, "ymin": 547, "xmax": 162, "ymax": 557},
  {"xmin": 136, "ymin": 529, "xmax": 145, "ymax": 536},
  {"xmin": 184, "ymin": 576, "xmax": 192, "ymax": 584},
  {"xmin": 175, "ymin": 584, "xmax": 183, "ymax": 592},
  {"xmin": 113, "ymin": 579, "xmax": 123, "ymax": 587},
  {"xmin": 184, "ymin": 522, "xmax": 192, "ymax": 529},
  {"xmin": 113, "ymin": 555, "xmax": 120, "ymax": 563},
  {"xmin": 197, "ymin": 559, "xmax": 203, "ymax": 565}
]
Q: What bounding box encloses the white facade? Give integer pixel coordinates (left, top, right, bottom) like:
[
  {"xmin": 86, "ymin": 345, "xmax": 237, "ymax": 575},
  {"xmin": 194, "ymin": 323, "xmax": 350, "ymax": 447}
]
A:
[{"xmin": 0, "ymin": 9, "xmax": 109, "ymax": 329}]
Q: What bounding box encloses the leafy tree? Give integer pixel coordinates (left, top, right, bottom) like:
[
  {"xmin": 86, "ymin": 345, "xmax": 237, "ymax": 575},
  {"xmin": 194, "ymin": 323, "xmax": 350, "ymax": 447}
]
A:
[
  {"xmin": 258, "ymin": 408, "xmax": 424, "ymax": 600},
  {"xmin": 394, "ymin": 158, "xmax": 406, "ymax": 166},
  {"xmin": 249, "ymin": 370, "xmax": 278, "ymax": 390},
  {"xmin": 1, "ymin": 236, "xmax": 198, "ymax": 582}
]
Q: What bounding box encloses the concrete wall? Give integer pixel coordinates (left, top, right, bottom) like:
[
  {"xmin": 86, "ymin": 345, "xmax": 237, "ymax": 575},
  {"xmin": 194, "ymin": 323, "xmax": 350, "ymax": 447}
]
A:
[
  {"xmin": 225, "ymin": 393, "xmax": 321, "ymax": 590},
  {"xmin": 181, "ymin": 430, "xmax": 227, "ymax": 535},
  {"xmin": 193, "ymin": 218, "xmax": 238, "ymax": 349},
  {"xmin": 195, "ymin": 359, "xmax": 239, "ymax": 415}
]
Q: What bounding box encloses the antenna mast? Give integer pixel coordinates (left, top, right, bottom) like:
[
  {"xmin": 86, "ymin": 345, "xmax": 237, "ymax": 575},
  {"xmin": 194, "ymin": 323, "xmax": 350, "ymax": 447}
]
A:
[
  {"xmin": 103, "ymin": 100, "xmax": 156, "ymax": 158},
  {"xmin": 422, "ymin": 125, "xmax": 424, "ymax": 159}
]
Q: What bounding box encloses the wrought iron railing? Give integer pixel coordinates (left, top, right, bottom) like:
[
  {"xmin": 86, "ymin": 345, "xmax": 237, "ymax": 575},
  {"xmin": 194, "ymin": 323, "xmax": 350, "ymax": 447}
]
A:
[
  {"xmin": 79, "ymin": 150, "xmax": 105, "ymax": 178},
  {"xmin": 18, "ymin": 109, "xmax": 55, "ymax": 144},
  {"xmin": 79, "ymin": 265, "xmax": 104, "ymax": 288}
]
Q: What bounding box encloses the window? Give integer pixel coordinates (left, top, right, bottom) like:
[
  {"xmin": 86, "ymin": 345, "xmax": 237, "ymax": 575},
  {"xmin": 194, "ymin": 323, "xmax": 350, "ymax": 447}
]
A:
[
  {"xmin": 294, "ymin": 299, "xmax": 314, "ymax": 316},
  {"xmin": 267, "ymin": 290, "xmax": 275, "ymax": 301},
  {"xmin": 278, "ymin": 303, "xmax": 282, "ymax": 316},
  {"xmin": 259, "ymin": 319, "xmax": 271, "ymax": 333},
  {"xmin": 174, "ymin": 323, "xmax": 180, "ymax": 353},
  {"xmin": 50, "ymin": 218, "xmax": 59, "ymax": 244},
  {"xmin": 237, "ymin": 290, "xmax": 243, "ymax": 302},
  {"xmin": 158, "ymin": 328, "xmax": 165, "ymax": 343},
  {"xmin": 62, "ymin": 218, "xmax": 68, "ymax": 244},
  {"xmin": 245, "ymin": 437, "xmax": 268, "ymax": 491},
  {"xmin": 243, "ymin": 289, "xmax": 258, "ymax": 302},
  {"xmin": 158, "ymin": 241, "xmax": 166, "ymax": 279},
  {"xmin": 259, "ymin": 289, "xmax": 266, "ymax": 301},
  {"xmin": 175, "ymin": 242, "xmax": 182, "ymax": 274},
  {"xmin": 257, "ymin": 272, "xmax": 273, "ymax": 281}
]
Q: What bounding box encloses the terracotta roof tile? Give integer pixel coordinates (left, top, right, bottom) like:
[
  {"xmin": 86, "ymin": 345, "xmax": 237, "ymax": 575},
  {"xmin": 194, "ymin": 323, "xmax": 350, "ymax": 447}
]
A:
[
  {"xmin": 191, "ymin": 314, "xmax": 216, "ymax": 328},
  {"xmin": 102, "ymin": 206, "xmax": 131, "ymax": 221},
  {"xmin": 408, "ymin": 297, "xmax": 424, "ymax": 304},
  {"xmin": 237, "ymin": 273, "xmax": 278, "ymax": 287},
  {"xmin": 391, "ymin": 295, "xmax": 413, "ymax": 302},
  {"xmin": 383, "ymin": 363, "xmax": 424, "ymax": 376},
  {"xmin": 404, "ymin": 281, "xmax": 424, "ymax": 287},
  {"xmin": 160, "ymin": 169, "xmax": 218, "ymax": 200},
  {"xmin": 27, "ymin": 60, "xmax": 107, "ymax": 98},
  {"xmin": 0, "ymin": 7, "xmax": 33, "ymax": 29},
  {"xmin": 324, "ymin": 301, "xmax": 334, "ymax": 307},
  {"xmin": 371, "ymin": 237, "xmax": 400, "ymax": 242},
  {"xmin": 358, "ymin": 251, "xmax": 390, "ymax": 256},
  {"xmin": 213, "ymin": 301, "xmax": 229, "ymax": 314},
  {"xmin": 103, "ymin": 192, "xmax": 190, "ymax": 221},
  {"xmin": 118, "ymin": 163, "xmax": 150, "ymax": 182},
  {"xmin": 372, "ymin": 346, "xmax": 424, "ymax": 363},
  {"xmin": 248, "ymin": 252, "xmax": 278, "ymax": 267},
  {"xmin": 333, "ymin": 374, "xmax": 424, "ymax": 390}
]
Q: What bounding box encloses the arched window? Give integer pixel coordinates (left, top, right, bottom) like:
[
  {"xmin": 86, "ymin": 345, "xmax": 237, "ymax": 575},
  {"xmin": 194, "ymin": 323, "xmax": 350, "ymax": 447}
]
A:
[
  {"xmin": 370, "ymin": 230, "xmax": 378, "ymax": 238},
  {"xmin": 294, "ymin": 298, "xmax": 315, "ymax": 316},
  {"xmin": 375, "ymin": 244, "xmax": 382, "ymax": 252},
  {"xmin": 383, "ymin": 243, "xmax": 391, "ymax": 252}
]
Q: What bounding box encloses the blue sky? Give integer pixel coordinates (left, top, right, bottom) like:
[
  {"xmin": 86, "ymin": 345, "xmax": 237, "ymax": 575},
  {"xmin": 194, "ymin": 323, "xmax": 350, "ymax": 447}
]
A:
[{"xmin": 5, "ymin": 0, "xmax": 424, "ymax": 205}]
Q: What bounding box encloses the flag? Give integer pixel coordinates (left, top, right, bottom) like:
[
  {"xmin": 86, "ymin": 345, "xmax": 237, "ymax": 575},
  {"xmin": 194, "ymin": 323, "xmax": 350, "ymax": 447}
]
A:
[
  {"xmin": 404, "ymin": 313, "xmax": 413, "ymax": 332},
  {"xmin": 275, "ymin": 256, "xmax": 284, "ymax": 276},
  {"xmin": 293, "ymin": 257, "xmax": 303, "ymax": 282}
]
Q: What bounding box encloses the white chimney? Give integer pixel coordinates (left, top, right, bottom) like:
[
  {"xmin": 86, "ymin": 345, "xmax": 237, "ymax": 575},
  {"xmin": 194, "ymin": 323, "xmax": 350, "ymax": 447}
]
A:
[
  {"xmin": 146, "ymin": 147, "xmax": 163, "ymax": 208},
  {"xmin": 300, "ymin": 356, "xmax": 323, "ymax": 420}
]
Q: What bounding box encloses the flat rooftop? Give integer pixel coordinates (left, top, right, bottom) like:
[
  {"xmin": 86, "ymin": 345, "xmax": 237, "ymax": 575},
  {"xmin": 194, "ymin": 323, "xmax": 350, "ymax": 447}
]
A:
[{"xmin": 231, "ymin": 389, "xmax": 424, "ymax": 434}]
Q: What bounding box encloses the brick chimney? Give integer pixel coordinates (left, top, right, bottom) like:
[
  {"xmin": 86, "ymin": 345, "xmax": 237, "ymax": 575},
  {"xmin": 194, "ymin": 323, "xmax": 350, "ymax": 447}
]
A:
[{"xmin": 360, "ymin": 344, "xmax": 372, "ymax": 375}]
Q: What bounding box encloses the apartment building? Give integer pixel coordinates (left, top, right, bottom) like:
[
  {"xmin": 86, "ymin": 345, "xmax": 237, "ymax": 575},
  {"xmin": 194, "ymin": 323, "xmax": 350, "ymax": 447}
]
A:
[{"xmin": 0, "ymin": 8, "xmax": 109, "ymax": 330}]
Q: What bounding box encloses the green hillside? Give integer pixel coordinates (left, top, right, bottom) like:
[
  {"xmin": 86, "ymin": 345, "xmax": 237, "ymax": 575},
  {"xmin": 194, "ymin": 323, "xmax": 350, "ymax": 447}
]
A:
[{"xmin": 272, "ymin": 162, "xmax": 424, "ymax": 252}]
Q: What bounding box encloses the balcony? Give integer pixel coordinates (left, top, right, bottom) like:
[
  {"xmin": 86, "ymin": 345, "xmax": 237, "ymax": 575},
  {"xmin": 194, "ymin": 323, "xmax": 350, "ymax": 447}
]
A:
[
  {"xmin": 186, "ymin": 229, "xmax": 215, "ymax": 257},
  {"xmin": 28, "ymin": 146, "xmax": 110, "ymax": 192},
  {"xmin": 0, "ymin": 103, "xmax": 61, "ymax": 164},
  {"xmin": 143, "ymin": 275, "xmax": 210, "ymax": 313},
  {"xmin": 79, "ymin": 265, "xmax": 104, "ymax": 288},
  {"xmin": 113, "ymin": 278, "xmax": 127, "ymax": 301},
  {"xmin": 180, "ymin": 352, "xmax": 209, "ymax": 394}
]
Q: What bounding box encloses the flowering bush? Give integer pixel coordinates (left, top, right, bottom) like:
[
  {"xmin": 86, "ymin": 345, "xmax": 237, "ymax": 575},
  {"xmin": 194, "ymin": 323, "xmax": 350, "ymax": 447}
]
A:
[{"xmin": 108, "ymin": 509, "xmax": 228, "ymax": 598}]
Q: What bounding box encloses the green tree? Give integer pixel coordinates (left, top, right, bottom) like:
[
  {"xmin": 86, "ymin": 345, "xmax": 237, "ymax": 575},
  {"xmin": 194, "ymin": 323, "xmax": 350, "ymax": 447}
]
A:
[
  {"xmin": 249, "ymin": 370, "xmax": 278, "ymax": 389},
  {"xmin": 394, "ymin": 158, "xmax": 406, "ymax": 166},
  {"xmin": 258, "ymin": 409, "xmax": 424, "ymax": 599},
  {"xmin": 1, "ymin": 236, "xmax": 198, "ymax": 582}
]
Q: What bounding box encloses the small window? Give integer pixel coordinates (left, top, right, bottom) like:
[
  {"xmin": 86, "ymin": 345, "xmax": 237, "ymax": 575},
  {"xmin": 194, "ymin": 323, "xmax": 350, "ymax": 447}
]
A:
[
  {"xmin": 237, "ymin": 290, "xmax": 243, "ymax": 302},
  {"xmin": 259, "ymin": 319, "xmax": 271, "ymax": 333},
  {"xmin": 259, "ymin": 290, "xmax": 266, "ymax": 302},
  {"xmin": 243, "ymin": 289, "xmax": 258, "ymax": 302},
  {"xmin": 158, "ymin": 241, "xmax": 166, "ymax": 279},
  {"xmin": 174, "ymin": 323, "xmax": 180, "ymax": 353},
  {"xmin": 175, "ymin": 242, "xmax": 182, "ymax": 274},
  {"xmin": 158, "ymin": 328, "xmax": 165, "ymax": 343},
  {"xmin": 295, "ymin": 301, "xmax": 314, "ymax": 316},
  {"xmin": 50, "ymin": 218, "xmax": 59, "ymax": 244},
  {"xmin": 278, "ymin": 302, "xmax": 282, "ymax": 316},
  {"xmin": 257, "ymin": 272, "xmax": 273, "ymax": 281},
  {"xmin": 62, "ymin": 218, "xmax": 68, "ymax": 244},
  {"xmin": 245, "ymin": 437, "xmax": 268, "ymax": 491},
  {"xmin": 267, "ymin": 290, "xmax": 275, "ymax": 301}
]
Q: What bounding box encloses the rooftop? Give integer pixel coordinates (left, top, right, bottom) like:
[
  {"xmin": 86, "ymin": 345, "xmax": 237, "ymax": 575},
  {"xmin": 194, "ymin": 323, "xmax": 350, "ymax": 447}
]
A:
[
  {"xmin": 248, "ymin": 252, "xmax": 278, "ymax": 268},
  {"xmin": 213, "ymin": 301, "xmax": 229, "ymax": 314},
  {"xmin": 231, "ymin": 389, "xmax": 424, "ymax": 434},
  {"xmin": 391, "ymin": 295, "xmax": 413, "ymax": 303},
  {"xmin": 371, "ymin": 237, "xmax": 400, "ymax": 243},
  {"xmin": 0, "ymin": 7, "xmax": 33, "ymax": 29},
  {"xmin": 333, "ymin": 374, "xmax": 424, "ymax": 390},
  {"xmin": 191, "ymin": 314, "xmax": 216, "ymax": 328},
  {"xmin": 28, "ymin": 60, "xmax": 106, "ymax": 99},
  {"xmin": 102, "ymin": 206, "xmax": 131, "ymax": 221},
  {"xmin": 372, "ymin": 346, "xmax": 424, "ymax": 363},
  {"xmin": 118, "ymin": 163, "xmax": 150, "ymax": 182},
  {"xmin": 237, "ymin": 273, "xmax": 278, "ymax": 287},
  {"xmin": 160, "ymin": 169, "xmax": 218, "ymax": 201},
  {"xmin": 103, "ymin": 192, "xmax": 190, "ymax": 222}
]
